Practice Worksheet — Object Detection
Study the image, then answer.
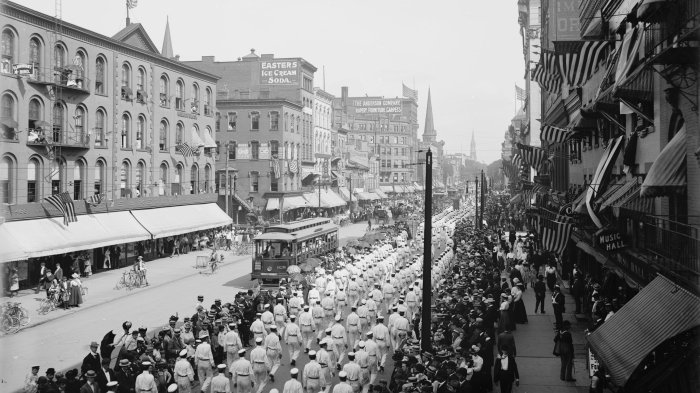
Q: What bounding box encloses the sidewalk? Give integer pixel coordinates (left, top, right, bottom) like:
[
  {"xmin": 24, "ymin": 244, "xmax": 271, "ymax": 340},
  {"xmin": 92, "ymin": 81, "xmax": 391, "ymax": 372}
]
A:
[
  {"xmin": 1, "ymin": 248, "xmax": 250, "ymax": 335},
  {"xmin": 510, "ymin": 281, "xmax": 590, "ymax": 393}
]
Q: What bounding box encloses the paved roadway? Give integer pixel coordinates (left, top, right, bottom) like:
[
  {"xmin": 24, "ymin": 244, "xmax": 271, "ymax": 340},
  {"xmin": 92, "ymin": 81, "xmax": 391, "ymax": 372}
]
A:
[{"xmin": 0, "ymin": 222, "xmax": 384, "ymax": 393}]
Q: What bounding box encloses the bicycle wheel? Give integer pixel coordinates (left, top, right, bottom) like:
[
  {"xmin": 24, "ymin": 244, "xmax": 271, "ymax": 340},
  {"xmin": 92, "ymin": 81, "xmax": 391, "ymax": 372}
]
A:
[
  {"xmin": 37, "ymin": 299, "xmax": 50, "ymax": 315},
  {"xmin": 14, "ymin": 307, "xmax": 29, "ymax": 326},
  {"xmin": 7, "ymin": 314, "xmax": 21, "ymax": 333}
]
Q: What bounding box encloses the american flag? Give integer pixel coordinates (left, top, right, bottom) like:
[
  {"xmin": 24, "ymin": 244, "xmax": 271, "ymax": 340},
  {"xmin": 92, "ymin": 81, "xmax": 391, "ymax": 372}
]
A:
[
  {"xmin": 402, "ymin": 83, "xmax": 418, "ymax": 101},
  {"xmin": 45, "ymin": 192, "xmax": 77, "ymax": 226},
  {"xmin": 272, "ymin": 157, "xmax": 281, "ymax": 179},
  {"xmin": 517, "ymin": 143, "xmax": 548, "ymax": 172},
  {"xmin": 176, "ymin": 142, "xmax": 196, "ymax": 158},
  {"xmin": 555, "ymin": 40, "xmax": 609, "ymax": 88},
  {"xmin": 515, "ymin": 85, "xmax": 526, "ymax": 101},
  {"xmin": 85, "ymin": 193, "xmax": 105, "ymax": 206},
  {"xmin": 289, "ymin": 159, "xmax": 299, "ymax": 174},
  {"xmin": 540, "ymin": 215, "xmax": 574, "ymax": 257},
  {"xmin": 126, "ymin": 0, "xmax": 138, "ymax": 9}
]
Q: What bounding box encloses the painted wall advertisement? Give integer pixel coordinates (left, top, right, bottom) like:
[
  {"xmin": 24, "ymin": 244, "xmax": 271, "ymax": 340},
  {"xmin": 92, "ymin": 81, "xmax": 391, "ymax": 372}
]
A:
[
  {"xmin": 260, "ymin": 60, "xmax": 299, "ymax": 85},
  {"xmin": 259, "ymin": 142, "xmax": 270, "ymax": 160},
  {"xmin": 352, "ymin": 99, "xmax": 402, "ymax": 114},
  {"xmin": 237, "ymin": 144, "xmax": 250, "ymax": 160},
  {"xmin": 549, "ymin": 0, "xmax": 582, "ymax": 41}
]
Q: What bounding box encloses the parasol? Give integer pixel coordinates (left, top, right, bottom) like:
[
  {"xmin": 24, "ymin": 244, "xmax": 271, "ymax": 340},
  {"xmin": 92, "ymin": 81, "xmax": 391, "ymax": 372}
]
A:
[
  {"xmin": 289, "ymin": 273, "xmax": 305, "ymax": 283},
  {"xmin": 305, "ymin": 257, "xmax": 322, "ymax": 268},
  {"xmin": 358, "ymin": 241, "xmax": 371, "ymax": 248},
  {"xmin": 287, "ymin": 265, "xmax": 301, "ymax": 275},
  {"xmin": 299, "ymin": 263, "xmax": 314, "ymax": 272}
]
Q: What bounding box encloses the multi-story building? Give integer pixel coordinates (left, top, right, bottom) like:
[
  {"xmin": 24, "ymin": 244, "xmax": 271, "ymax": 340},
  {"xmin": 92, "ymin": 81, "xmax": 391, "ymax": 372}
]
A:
[
  {"xmin": 184, "ymin": 51, "xmax": 317, "ymax": 211},
  {"xmin": 313, "ymin": 88, "xmax": 333, "ymax": 180},
  {"xmin": 333, "ymin": 86, "xmax": 419, "ymax": 192},
  {"xmin": 0, "ymin": 1, "xmax": 227, "ymax": 287}
]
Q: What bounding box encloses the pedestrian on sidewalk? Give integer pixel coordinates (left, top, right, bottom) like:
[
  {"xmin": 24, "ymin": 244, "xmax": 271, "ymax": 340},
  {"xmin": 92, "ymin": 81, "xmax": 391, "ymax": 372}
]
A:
[
  {"xmin": 172, "ymin": 238, "xmax": 180, "ymax": 258},
  {"xmin": 497, "ymin": 329, "xmax": 516, "ymax": 358},
  {"xmin": 555, "ymin": 320, "xmax": 575, "ymax": 382},
  {"xmin": 8, "ymin": 268, "xmax": 20, "ymax": 297},
  {"xmin": 552, "ymin": 285, "xmax": 565, "ymax": 330},
  {"xmin": 545, "ymin": 264, "xmax": 557, "ymax": 292},
  {"xmin": 534, "ymin": 275, "xmax": 546, "ymax": 314},
  {"xmin": 493, "ymin": 345, "xmax": 519, "ymax": 393},
  {"xmin": 35, "ymin": 262, "xmax": 47, "ymax": 294}
]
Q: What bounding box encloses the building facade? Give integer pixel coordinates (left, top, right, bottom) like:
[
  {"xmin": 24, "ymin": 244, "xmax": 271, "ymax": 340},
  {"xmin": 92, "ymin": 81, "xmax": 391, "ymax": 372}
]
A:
[
  {"xmin": 313, "ymin": 88, "xmax": 333, "ymax": 180},
  {"xmin": 0, "ymin": 1, "xmax": 218, "ymax": 205}
]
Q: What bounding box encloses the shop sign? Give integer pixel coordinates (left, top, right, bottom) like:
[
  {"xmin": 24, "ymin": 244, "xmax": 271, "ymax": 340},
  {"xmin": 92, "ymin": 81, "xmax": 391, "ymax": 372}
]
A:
[
  {"xmin": 595, "ymin": 228, "xmax": 626, "ymax": 251},
  {"xmin": 352, "ymin": 99, "xmax": 402, "ymax": 114},
  {"xmin": 260, "ymin": 60, "xmax": 299, "ymax": 85},
  {"xmin": 589, "ymin": 349, "xmax": 599, "ymax": 378}
]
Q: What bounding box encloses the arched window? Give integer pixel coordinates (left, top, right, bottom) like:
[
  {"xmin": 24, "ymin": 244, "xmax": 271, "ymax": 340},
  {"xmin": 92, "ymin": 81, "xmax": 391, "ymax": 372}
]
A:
[
  {"xmin": 175, "ymin": 122, "xmax": 184, "ymax": 144},
  {"xmin": 204, "ymin": 165, "xmax": 211, "ymax": 193},
  {"xmin": 0, "ymin": 155, "xmax": 14, "ymax": 203},
  {"xmin": 136, "ymin": 115, "xmax": 145, "ymax": 149},
  {"xmin": 159, "ymin": 162, "xmax": 168, "ymax": 196},
  {"xmin": 1, "ymin": 93, "xmax": 17, "ymax": 140},
  {"xmin": 190, "ymin": 164, "xmax": 199, "ymax": 194},
  {"xmin": 94, "ymin": 159, "xmax": 105, "ymax": 196},
  {"xmin": 136, "ymin": 161, "xmax": 145, "ymax": 197},
  {"xmin": 94, "ymin": 108, "xmax": 106, "ymax": 147},
  {"xmin": 121, "ymin": 113, "xmax": 131, "ymax": 148},
  {"xmin": 1, "ymin": 29, "xmax": 15, "ymax": 73},
  {"xmin": 159, "ymin": 120, "xmax": 169, "ymax": 152},
  {"xmin": 51, "ymin": 158, "xmax": 65, "ymax": 195},
  {"xmin": 95, "ymin": 56, "xmax": 106, "ymax": 94},
  {"xmin": 137, "ymin": 67, "xmax": 146, "ymax": 91},
  {"xmin": 29, "ymin": 37, "xmax": 42, "ymax": 77},
  {"xmin": 159, "ymin": 74, "xmax": 169, "ymax": 107},
  {"xmin": 175, "ymin": 80, "xmax": 184, "ymax": 110},
  {"xmin": 27, "ymin": 157, "xmax": 41, "ymax": 202},
  {"xmin": 28, "ymin": 98, "xmax": 43, "ymax": 130},
  {"xmin": 175, "ymin": 164, "xmax": 183, "ymax": 195},
  {"xmin": 251, "ymin": 111, "xmax": 260, "ymax": 131},
  {"xmin": 191, "ymin": 83, "xmax": 200, "ymax": 113},
  {"xmin": 52, "ymin": 102, "xmax": 65, "ymax": 143},
  {"xmin": 120, "ymin": 160, "xmax": 130, "ymax": 196},
  {"xmin": 73, "ymin": 50, "xmax": 87, "ymax": 84},
  {"xmin": 73, "ymin": 160, "xmax": 85, "ymax": 200},
  {"xmin": 205, "ymin": 88, "xmax": 212, "ymax": 115},
  {"xmin": 53, "ymin": 44, "xmax": 66, "ymax": 69},
  {"xmin": 74, "ymin": 106, "xmax": 86, "ymax": 141},
  {"xmin": 121, "ymin": 63, "xmax": 131, "ymax": 99}
]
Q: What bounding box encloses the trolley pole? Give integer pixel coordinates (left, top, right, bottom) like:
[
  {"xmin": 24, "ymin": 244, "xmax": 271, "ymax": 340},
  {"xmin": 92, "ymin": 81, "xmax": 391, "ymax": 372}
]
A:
[{"xmin": 421, "ymin": 149, "xmax": 433, "ymax": 352}]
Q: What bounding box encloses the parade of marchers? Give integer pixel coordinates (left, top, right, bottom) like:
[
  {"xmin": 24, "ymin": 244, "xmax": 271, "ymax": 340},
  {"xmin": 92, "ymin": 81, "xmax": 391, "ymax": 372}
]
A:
[{"xmin": 22, "ymin": 203, "xmax": 580, "ymax": 393}]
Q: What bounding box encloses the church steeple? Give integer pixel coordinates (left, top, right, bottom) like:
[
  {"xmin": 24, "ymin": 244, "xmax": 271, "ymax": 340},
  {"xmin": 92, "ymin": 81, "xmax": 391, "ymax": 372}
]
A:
[
  {"xmin": 423, "ymin": 88, "xmax": 436, "ymax": 143},
  {"xmin": 161, "ymin": 17, "xmax": 174, "ymax": 58},
  {"xmin": 470, "ymin": 131, "xmax": 477, "ymax": 161}
]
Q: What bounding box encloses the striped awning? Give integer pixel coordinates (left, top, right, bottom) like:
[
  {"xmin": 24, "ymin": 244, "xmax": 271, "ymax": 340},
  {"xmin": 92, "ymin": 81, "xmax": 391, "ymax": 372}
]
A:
[
  {"xmin": 372, "ymin": 189, "xmax": 389, "ymax": 199},
  {"xmin": 641, "ymin": 126, "xmax": 687, "ymax": 197},
  {"xmin": 338, "ymin": 187, "xmax": 351, "ymax": 201},
  {"xmin": 413, "ymin": 182, "xmax": 424, "ymax": 191},
  {"xmin": 587, "ymin": 275, "xmax": 700, "ymax": 387},
  {"xmin": 613, "ymin": 184, "xmax": 654, "ymax": 218},
  {"xmin": 600, "ymin": 179, "xmax": 639, "ymax": 211},
  {"xmin": 586, "ymin": 135, "xmax": 624, "ymax": 228}
]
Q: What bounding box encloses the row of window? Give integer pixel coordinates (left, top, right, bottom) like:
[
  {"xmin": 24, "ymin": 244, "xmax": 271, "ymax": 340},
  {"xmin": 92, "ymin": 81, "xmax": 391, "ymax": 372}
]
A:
[
  {"xmin": 349, "ymin": 134, "xmax": 409, "ymax": 145},
  {"xmin": 220, "ymin": 141, "xmax": 301, "ymax": 161},
  {"xmin": 0, "ymin": 92, "xmax": 212, "ymax": 151},
  {"xmin": 0, "ymin": 27, "xmax": 212, "ymax": 112},
  {"xmin": 378, "ymin": 172, "xmax": 412, "ymax": 183},
  {"xmin": 350, "ymin": 123, "xmax": 408, "ymax": 133},
  {"xmin": 379, "ymin": 159, "xmax": 411, "ymax": 169},
  {"xmin": 0, "ymin": 154, "xmax": 213, "ymax": 204}
]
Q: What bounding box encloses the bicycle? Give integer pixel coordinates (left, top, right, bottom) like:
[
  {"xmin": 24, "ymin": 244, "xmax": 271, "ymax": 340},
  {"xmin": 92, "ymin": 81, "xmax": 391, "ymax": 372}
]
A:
[
  {"xmin": 115, "ymin": 271, "xmax": 139, "ymax": 290},
  {"xmin": 37, "ymin": 297, "xmax": 59, "ymax": 315},
  {"xmin": 1, "ymin": 302, "xmax": 29, "ymax": 327},
  {"xmin": 1, "ymin": 313, "xmax": 20, "ymax": 334}
]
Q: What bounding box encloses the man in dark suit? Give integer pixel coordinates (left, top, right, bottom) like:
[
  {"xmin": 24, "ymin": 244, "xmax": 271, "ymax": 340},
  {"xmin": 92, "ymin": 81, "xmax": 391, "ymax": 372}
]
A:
[
  {"xmin": 81, "ymin": 342, "xmax": 102, "ymax": 375},
  {"xmin": 79, "ymin": 370, "xmax": 100, "ymax": 393},
  {"xmin": 54, "ymin": 263, "xmax": 63, "ymax": 282},
  {"xmin": 493, "ymin": 345, "xmax": 519, "ymax": 393},
  {"xmin": 96, "ymin": 358, "xmax": 116, "ymax": 392},
  {"xmin": 552, "ymin": 285, "xmax": 565, "ymax": 330},
  {"xmin": 497, "ymin": 329, "xmax": 517, "ymax": 358},
  {"xmin": 534, "ymin": 275, "xmax": 547, "ymax": 314}
]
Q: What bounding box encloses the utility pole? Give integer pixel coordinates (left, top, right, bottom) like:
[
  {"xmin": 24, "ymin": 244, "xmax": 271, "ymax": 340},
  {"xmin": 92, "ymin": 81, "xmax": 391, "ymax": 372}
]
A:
[
  {"xmin": 474, "ymin": 175, "xmax": 479, "ymax": 228},
  {"xmin": 225, "ymin": 143, "xmax": 230, "ymax": 217},
  {"xmin": 480, "ymin": 170, "xmax": 485, "ymax": 229},
  {"xmin": 421, "ymin": 149, "xmax": 433, "ymax": 352},
  {"xmin": 348, "ymin": 176, "xmax": 353, "ymax": 213}
]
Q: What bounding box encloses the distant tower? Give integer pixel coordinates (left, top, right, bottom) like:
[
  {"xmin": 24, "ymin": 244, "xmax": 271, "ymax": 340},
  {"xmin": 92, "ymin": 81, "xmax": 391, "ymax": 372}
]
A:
[
  {"xmin": 470, "ymin": 131, "xmax": 477, "ymax": 161},
  {"xmin": 422, "ymin": 88, "xmax": 436, "ymax": 143},
  {"xmin": 161, "ymin": 17, "xmax": 173, "ymax": 58}
]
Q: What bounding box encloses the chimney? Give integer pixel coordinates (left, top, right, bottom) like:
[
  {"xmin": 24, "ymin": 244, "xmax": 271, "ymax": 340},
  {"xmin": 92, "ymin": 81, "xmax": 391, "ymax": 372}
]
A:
[{"xmin": 341, "ymin": 86, "xmax": 348, "ymax": 107}]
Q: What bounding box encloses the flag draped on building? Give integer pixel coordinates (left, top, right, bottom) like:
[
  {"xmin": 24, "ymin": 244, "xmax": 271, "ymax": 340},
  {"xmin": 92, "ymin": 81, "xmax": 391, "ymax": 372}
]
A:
[
  {"xmin": 531, "ymin": 62, "xmax": 562, "ymax": 94},
  {"xmin": 176, "ymin": 142, "xmax": 196, "ymax": 158},
  {"xmin": 515, "ymin": 84, "xmax": 526, "ymax": 101},
  {"xmin": 272, "ymin": 157, "xmax": 281, "ymax": 179},
  {"xmin": 540, "ymin": 215, "xmax": 573, "ymax": 256},
  {"xmin": 289, "ymin": 158, "xmax": 299, "ymax": 174},
  {"xmin": 85, "ymin": 193, "xmax": 105, "ymax": 206},
  {"xmin": 45, "ymin": 192, "xmax": 77, "ymax": 226},
  {"xmin": 402, "ymin": 83, "xmax": 418, "ymax": 101},
  {"xmin": 517, "ymin": 143, "xmax": 548, "ymax": 171},
  {"xmin": 555, "ymin": 40, "xmax": 610, "ymax": 87},
  {"xmin": 540, "ymin": 124, "xmax": 576, "ymax": 144}
]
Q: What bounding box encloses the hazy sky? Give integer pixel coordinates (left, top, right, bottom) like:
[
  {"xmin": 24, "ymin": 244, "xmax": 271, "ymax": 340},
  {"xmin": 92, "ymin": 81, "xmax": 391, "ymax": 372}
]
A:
[{"xmin": 17, "ymin": 0, "xmax": 524, "ymax": 164}]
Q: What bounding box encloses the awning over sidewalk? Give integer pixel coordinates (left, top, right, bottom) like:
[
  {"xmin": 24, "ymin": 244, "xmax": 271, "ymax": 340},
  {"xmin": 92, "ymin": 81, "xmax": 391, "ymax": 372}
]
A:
[
  {"xmin": 201, "ymin": 130, "xmax": 217, "ymax": 148},
  {"xmin": 303, "ymin": 189, "xmax": 346, "ymax": 208},
  {"xmin": 265, "ymin": 195, "xmax": 309, "ymax": 211},
  {"xmin": 3, "ymin": 211, "xmax": 152, "ymax": 258},
  {"xmin": 0, "ymin": 225, "xmax": 28, "ymax": 262},
  {"xmin": 380, "ymin": 185, "xmax": 394, "ymax": 193},
  {"xmin": 131, "ymin": 203, "xmax": 232, "ymax": 239},
  {"xmin": 641, "ymin": 126, "xmax": 687, "ymax": 197},
  {"xmin": 338, "ymin": 187, "xmax": 351, "ymax": 201},
  {"xmin": 372, "ymin": 189, "xmax": 389, "ymax": 199},
  {"xmin": 413, "ymin": 182, "xmax": 424, "ymax": 191},
  {"xmin": 587, "ymin": 275, "xmax": 700, "ymax": 387},
  {"xmin": 355, "ymin": 192, "xmax": 378, "ymax": 201}
]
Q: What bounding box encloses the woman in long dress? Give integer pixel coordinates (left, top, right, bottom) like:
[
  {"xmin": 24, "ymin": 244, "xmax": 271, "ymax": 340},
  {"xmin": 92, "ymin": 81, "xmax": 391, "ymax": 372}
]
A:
[
  {"xmin": 68, "ymin": 273, "xmax": 83, "ymax": 307},
  {"xmin": 512, "ymin": 282, "xmax": 528, "ymax": 324}
]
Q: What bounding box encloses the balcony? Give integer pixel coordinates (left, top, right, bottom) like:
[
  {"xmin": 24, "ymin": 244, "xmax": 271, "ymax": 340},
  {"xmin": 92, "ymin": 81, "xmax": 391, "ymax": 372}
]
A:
[
  {"xmin": 621, "ymin": 214, "xmax": 700, "ymax": 282},
  {"xmin": 26, "ymin": 67, "xmax": 91, "ymax": 95},
  {"xmin": 26, "ymin": 128, "xmax": 90, "ymax": 149}
]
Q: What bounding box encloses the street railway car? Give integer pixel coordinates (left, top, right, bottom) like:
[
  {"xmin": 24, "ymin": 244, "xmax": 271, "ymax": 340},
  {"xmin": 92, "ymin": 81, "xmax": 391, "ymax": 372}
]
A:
[{"xmin": 251, "ymin": 218, "xmax": 339, "ymax": 281}]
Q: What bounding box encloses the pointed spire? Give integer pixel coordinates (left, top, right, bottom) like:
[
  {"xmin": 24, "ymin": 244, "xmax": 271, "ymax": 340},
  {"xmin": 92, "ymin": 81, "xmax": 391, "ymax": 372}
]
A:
[
  {"xmin": 423, "ymin": 88, "xmax": 436, "ymax": 142},
  {"xmin": 161, "ymin": 16, "xmax": 173, "ymax": 58},
  {"xmin": 470, "ymin": 131, "xmax": 477, "ymax": 161}
]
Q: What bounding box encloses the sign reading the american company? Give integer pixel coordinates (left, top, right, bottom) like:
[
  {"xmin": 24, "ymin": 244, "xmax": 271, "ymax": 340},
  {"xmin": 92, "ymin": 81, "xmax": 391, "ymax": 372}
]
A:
[
  {"xmin": 596, "ymin": 229, "xmax": 626, "ymax": 252},
  {"xmin": 352, "ymin": 99, "xmax": 402, "ymax": 114},
  {"xmin": 260, "ymin": 60, "xmax": 299, "ymax": 85}
]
